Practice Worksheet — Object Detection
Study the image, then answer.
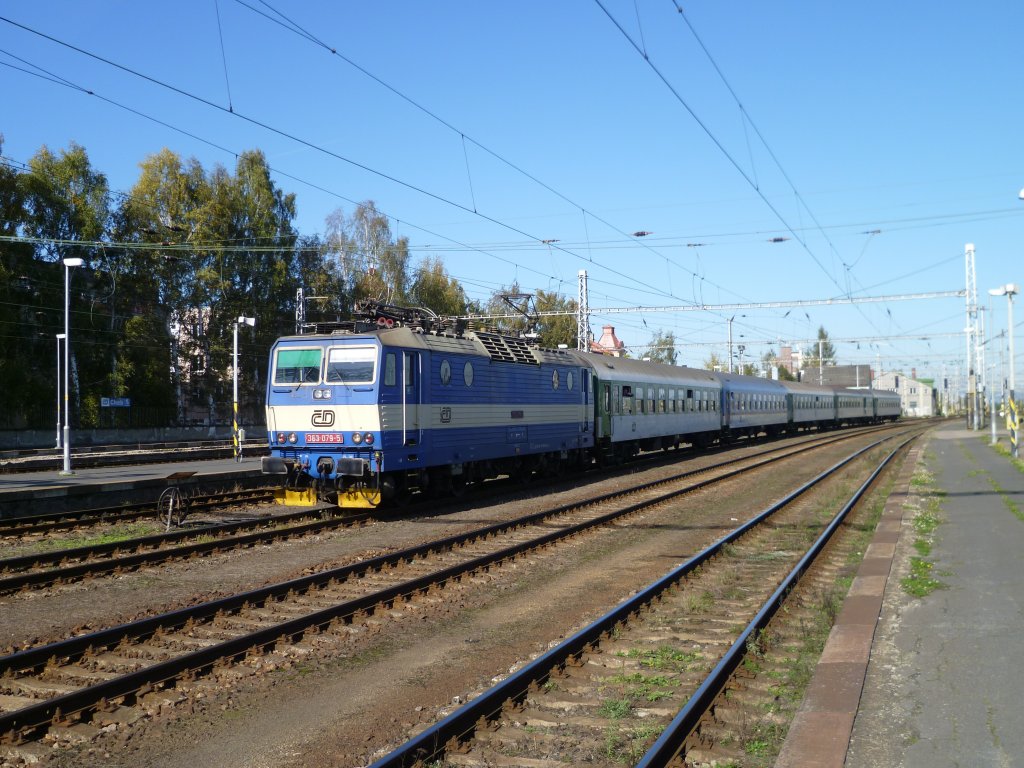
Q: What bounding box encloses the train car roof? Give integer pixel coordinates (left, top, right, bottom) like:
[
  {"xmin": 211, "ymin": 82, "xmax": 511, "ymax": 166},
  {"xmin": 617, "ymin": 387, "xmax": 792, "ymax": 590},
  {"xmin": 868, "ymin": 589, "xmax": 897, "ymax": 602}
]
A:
[
  {"xmin": 566, "ymin": 351, "xmax": 722, "ymax": 388},
  {"xmin": 271, "ymin": 327, "xmax": 581, "ymax": 366},
  {"xmin": 716, "ymin": 372, "xmax": 789, "ymax": 393},
  {"xmin": 778, "ymin": 380, "xmax": 838, "ymax": 397}
]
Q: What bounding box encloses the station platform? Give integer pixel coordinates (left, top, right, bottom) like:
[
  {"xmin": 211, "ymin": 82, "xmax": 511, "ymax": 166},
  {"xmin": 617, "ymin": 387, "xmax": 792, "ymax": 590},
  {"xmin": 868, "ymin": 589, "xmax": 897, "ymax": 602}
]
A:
[
  {"xmin": 777, "ymin": 421, "xmax": 1024, "ymax": 767},
  {"xmin": 0, "ymin": 454, "xmax": 267, "ymax": 518}
]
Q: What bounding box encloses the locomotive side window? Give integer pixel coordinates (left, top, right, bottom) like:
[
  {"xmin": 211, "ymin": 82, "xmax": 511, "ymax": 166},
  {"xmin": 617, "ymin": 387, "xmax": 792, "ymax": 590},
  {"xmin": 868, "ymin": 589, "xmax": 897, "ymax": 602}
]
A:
[
  {"xmin": 326, "ymin": 346, "xmax": 376, "ymax": 384},
  {"xmin": 406, "ymin": 354, "xmax": 417, "ymax": 393},
  {"xmin": 384, "ymin": 353, "xmax": 397, "ymax": 386},
  {"xmin": 273, "ymin": 347, "xmax": 322, "ymax": 384}
]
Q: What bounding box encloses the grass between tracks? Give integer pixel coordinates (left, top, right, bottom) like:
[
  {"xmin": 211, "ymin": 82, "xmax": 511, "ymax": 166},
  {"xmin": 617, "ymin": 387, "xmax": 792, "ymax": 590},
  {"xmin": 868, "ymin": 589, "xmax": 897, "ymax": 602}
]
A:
[{"xmin": 2, "ymin": 522, "xmax": 163, "ymax": 559}]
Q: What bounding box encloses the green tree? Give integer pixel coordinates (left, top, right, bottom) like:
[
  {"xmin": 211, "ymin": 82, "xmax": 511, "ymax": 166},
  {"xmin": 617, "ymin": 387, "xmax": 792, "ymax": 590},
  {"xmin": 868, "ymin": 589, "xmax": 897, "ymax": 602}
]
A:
[
  {"xmin": 193, "ymin": 151, "xmax": 296, "ymax": 423},
  {"xmin": 19, "ymin": 143, "xmax": 111, "ymax": 427},
  {"xmin": 703, "ymin": 351, "xmax": 725, "ymax": 372},
  {"xmin": 409, "ymin": 256, "xmax": 468, "ymax": 316},
  {"xmin": 482, "ymin": 282, "xmax": 530, "ymax": 336},
  {"xmin": 20, "ymin": 142, "xmax": 109, "ymax": 263},
  {"xmin": 0, "ymin": 136, "xmax": 37, "ymax": 427},
  {"xmin": 113, "ymin": 148, "xmax": 210, "ymax": 423},
  {"xmin": 804, "ymin": 325, "xmax": 836, "ymax": 373},
  {"xmin": 294, "ymin": 233, "xmax": 350, "ymax": 330},
  {"xmin": 534, "ymin": 289, "xmax": 577, "ymax": 349},
  {"xmin": 641, "ymin": 329, "xmax": 678, "ymax": 365},
  {"xmin": 116, "ymin": 149, "xmax": 296, "ymax": 425},
  {"xmin": 762, "ymin": 347, "xmax": 796, "ymax": 381},
  {"xmin": 326, "ymin": 201, "xmax": 410, "ymax": 307}
]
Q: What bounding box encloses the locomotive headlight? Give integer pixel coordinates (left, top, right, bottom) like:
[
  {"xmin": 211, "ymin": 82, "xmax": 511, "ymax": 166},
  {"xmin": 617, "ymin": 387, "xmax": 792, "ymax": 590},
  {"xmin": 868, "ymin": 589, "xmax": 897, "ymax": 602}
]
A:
[
  {"xmin": 276, "ymin": 433, "xmax": 286, "ymax": 444},
  {"xmin": 352, "ymin": 432, "xmax": 363, "ymax": 444},
  {"xmin": 288, "ymin": 432, "xmax": 298, "ymax": 444},
  {"xmin": 364, "ymin": 433, "xmax": 374, "ymax": 445},
  {"xmin": 313, "ymin": 389, "xmax": 322, "ymax": 400}
]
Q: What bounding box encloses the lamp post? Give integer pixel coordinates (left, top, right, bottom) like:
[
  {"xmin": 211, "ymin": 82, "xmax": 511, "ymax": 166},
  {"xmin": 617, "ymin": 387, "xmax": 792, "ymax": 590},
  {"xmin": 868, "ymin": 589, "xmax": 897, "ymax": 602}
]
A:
[
  {"xmin": 988, "ymin": 285, "xmax": 1018, "ymax": 400},
  {"xmin": 990, "ymin": 284, "xmax": 1019, "ymax": 457},
  {"xmin": 727, "ymin": 316, "xmax": 734, "ymax": 374},
  {"xmin": 55, "ymin": 333, "xmax": 66, "ymax": 449},
  {"xmin": 233, "ymin": 316, "xmax": 256, "ymax": 461},
  {"xmin": 61, "ymin": 258, "xmax": 83, "ymax": 475},
  {"xmin": 726, "ymin": 314, "xmax": 744, "ymax": 374}
]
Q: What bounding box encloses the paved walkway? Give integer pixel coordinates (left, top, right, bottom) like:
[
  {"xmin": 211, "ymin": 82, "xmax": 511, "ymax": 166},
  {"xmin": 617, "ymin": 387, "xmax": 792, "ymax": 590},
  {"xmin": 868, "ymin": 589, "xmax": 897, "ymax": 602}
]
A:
[{"xmin": 778, "ymin": 422, "xmax": 1024, "ymax": 767}]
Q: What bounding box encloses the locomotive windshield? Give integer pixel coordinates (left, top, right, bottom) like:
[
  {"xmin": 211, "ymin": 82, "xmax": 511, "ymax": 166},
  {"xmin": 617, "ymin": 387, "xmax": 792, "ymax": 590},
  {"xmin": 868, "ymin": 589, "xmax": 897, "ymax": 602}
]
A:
[
  {"xmin": 273, "ymin": 348, "xmax": 322, "ymax": 384},
  {"xmin": 326, "ymin": 346, "xmax": 377, "ymax": 384}
]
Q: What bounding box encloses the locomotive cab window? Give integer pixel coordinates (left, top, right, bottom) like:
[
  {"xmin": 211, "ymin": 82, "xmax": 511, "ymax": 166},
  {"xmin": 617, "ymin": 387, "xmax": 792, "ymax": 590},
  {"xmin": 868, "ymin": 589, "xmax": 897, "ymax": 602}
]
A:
[
  {"xmin": 273, "ymin": 348, "xmax": 322, "ymax": 384},
  {"xmin": 326, "ymin": 346, "xmax": 376, "ymax": 384}
]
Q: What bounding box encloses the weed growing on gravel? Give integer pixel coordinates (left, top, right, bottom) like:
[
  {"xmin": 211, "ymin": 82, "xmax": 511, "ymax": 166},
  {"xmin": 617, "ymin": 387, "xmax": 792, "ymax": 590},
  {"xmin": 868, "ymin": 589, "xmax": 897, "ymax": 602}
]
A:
[
  {"xmin": 903, "ymin": 557, "xmax": 943, "ymax": 597},
  {"xmin": 910, "ymin": 467, "xmax": 934, "ymax": 487},
  {"xmin": 21, "ymin": 522, "xmax": 160, "ymax": 555},
  {"xmin": 685, "ymin": 590, "xmax": 715, "ymax": 614},
  {"xmin": 745, "ymin": 722, "xmax": 786, "ymax": 760},
  {"xmin": 622, "ymin": 645, "xmax": 701, "ymax": 672},
  {"xmin": 599, "ymin": 698, "xmax": 632, "ymax": 720},
  {"xmin": 900, "ymin": 457, "xmax": 947, "ymax": 599},
  {"xmin": 606, "ymin": 671, "xmax": 675, "ymax": 702},
  {"xmin": 603, "ymin": 727, "xmax": 625, "ymax": 760},
  {"xmin": 602, "ymin": 722, "xmax": 665, "ymax": 765}
]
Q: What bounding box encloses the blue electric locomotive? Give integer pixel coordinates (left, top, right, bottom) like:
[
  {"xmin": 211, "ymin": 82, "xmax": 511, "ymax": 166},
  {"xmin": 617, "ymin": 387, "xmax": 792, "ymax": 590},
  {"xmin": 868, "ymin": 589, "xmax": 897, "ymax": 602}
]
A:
[{"xmin": 263, "ymin": 325, "xmax": 592, "ymax": 505}]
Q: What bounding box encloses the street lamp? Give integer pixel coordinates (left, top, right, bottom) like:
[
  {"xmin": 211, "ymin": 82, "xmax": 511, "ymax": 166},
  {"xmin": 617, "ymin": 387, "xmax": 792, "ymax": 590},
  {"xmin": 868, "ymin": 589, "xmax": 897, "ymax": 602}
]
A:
[
  {"xmin": 233, "ymin": 316, "xmax": 256, "ymax": 461},
  {"xmin": 990, "ymin": 284, "xmax": 1019, "ymax": 457},
  {"xmin": 55, "ymin": 333, "xmax": 66, "ymax": 449},
  {"xmin": 727, "ymin": 314, "xmax": 745, "ymax": 374},
  {"xmin": 61, "ymin": 257, "xmax": 83, "ymax": 475},
  {"xmin": 988, "ymin": 285, "xmax": 1018, "ymax": 401}
]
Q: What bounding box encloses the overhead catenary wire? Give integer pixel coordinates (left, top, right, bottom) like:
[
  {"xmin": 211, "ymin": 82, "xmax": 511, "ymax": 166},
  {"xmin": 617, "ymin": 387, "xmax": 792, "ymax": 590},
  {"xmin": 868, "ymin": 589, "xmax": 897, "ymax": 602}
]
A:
[
  {"xmin": 594, "ymin": 0, "xmax": 851, "ymax": 301},
  {"xmin": 0, "ymin": 10, "xmax": 978, "ymax": 368},
  {"xmin": 228, "ymin": 0, "xmax": 748, "ymax": 309},
  {"xmin": 0, "ymin": 16, "xmax": 718, "ymax": 318}
]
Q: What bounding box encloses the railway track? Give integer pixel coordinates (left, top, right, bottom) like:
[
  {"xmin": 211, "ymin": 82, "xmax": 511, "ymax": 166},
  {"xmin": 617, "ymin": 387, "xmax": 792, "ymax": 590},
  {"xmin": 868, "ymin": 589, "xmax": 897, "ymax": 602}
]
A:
[
  {"xmin": 0, "ymin": 488, "xmax": 279, "ymax": 540},
  {"xmin": 0, "ymin": 424, "xmax": 917, "ymax": 755},
  {"xmin": 0, "ymin": 427, "xmax": 891, "ymax": 597},
  {"xmin": 0, "ymin": 504, "xmax": 370, "ymax": 595},
  {"xmin": 368, "ymin": 432, "xmax": 920, "ymax": 767}
]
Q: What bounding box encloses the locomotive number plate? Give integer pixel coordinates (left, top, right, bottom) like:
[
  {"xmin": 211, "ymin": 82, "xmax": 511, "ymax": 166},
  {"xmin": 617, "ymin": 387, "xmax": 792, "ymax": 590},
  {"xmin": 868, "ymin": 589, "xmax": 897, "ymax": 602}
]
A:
[{"xmin": 306, "ymin": 432, "xmax": 345, "ymax": 444}]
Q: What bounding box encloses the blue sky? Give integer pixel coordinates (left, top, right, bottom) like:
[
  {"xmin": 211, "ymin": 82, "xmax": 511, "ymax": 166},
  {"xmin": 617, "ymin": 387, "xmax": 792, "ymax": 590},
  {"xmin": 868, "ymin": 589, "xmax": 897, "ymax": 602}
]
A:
[{"xmin": 2, "ymin": 2, "xmax": 1022, "ymax": 392}]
